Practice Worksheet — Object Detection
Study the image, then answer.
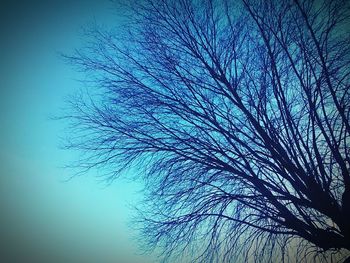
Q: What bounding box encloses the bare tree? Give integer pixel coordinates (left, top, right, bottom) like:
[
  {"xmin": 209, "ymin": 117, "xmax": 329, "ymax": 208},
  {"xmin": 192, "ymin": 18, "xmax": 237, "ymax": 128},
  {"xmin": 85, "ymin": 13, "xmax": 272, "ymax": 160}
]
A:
[{"xmin": 64, "ymin": 0, "xmax": 350, "ymax": 262}]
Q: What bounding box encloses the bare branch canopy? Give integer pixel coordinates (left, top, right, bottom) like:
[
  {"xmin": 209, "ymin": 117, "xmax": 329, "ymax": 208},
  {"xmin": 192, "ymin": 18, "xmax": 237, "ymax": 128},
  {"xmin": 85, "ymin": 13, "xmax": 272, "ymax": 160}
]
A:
[{"xmin": 64, "ymin": 0, "xmax": 350, "ymax": 262}]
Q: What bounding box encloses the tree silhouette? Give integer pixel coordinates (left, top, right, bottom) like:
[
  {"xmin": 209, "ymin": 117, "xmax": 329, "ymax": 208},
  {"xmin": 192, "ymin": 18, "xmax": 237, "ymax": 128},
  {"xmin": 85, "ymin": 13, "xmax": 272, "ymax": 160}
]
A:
[{"xmin": 65, "ymin": 0, "xmax": 350, "ymax": 262}]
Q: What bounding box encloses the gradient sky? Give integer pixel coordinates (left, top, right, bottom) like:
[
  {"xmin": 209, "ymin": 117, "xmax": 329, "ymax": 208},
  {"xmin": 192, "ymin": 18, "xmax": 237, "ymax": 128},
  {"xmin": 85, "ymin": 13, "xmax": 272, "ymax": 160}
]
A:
[{"xmin": 0, "ymin": 1, "xmax": 157, "ymax": 262}]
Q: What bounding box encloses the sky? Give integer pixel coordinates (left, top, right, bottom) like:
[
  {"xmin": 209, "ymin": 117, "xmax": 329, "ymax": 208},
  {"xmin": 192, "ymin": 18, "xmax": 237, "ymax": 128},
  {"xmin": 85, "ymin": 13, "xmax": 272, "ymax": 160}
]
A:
[{"xmin": 0, "ymin": 1, "xmax": 157, "ymax": 262}]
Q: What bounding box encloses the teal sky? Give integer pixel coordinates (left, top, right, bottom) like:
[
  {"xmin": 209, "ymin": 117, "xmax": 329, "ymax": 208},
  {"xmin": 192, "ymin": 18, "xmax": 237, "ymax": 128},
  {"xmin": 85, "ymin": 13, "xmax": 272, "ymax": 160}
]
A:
[{"xmin": 0, "ymin": 1, "xmax": 156, "ymax": 262}]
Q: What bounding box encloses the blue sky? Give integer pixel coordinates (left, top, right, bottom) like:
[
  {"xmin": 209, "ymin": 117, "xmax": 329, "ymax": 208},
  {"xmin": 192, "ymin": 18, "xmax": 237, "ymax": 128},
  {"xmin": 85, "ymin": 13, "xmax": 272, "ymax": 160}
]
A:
[{"xmin": 0, "ymin": 1, "xmax": 156, "ymax": 262}]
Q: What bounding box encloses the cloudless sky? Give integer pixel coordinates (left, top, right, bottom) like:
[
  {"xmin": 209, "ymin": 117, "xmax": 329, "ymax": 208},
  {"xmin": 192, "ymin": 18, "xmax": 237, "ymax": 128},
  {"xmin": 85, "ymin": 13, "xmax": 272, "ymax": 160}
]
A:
[{"xmin": 0, "ymin": 1, "xmax": 157, "ymax": 262}]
